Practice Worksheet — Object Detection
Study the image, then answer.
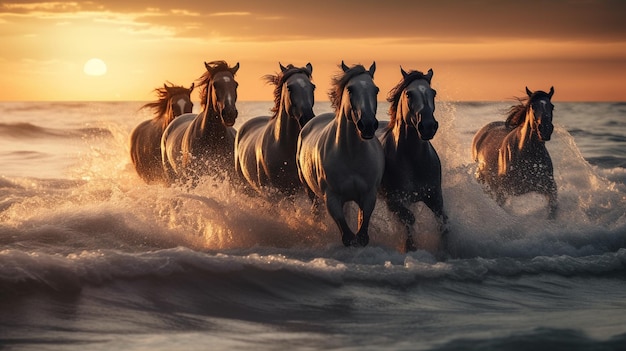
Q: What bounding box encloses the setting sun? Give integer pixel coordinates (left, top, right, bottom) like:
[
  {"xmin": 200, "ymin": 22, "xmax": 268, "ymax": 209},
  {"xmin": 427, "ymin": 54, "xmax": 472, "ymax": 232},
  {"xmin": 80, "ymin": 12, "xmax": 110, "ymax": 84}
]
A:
[{"xmin": 83, "ymin": 58, "xmax": 107, "ymax": 76}]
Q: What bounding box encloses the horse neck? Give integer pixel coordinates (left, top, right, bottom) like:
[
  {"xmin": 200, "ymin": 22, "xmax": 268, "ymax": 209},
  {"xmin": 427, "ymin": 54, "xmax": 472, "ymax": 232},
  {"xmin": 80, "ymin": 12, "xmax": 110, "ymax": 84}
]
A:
[
  {"xmin": 517, "ymin": 108, "xmax": 540, "ymax": 150},
  {"xmin": 392, "ymin": 101, "xmax": 429, "ymax": 150},
  {"xmin": 334, "ymin": 108, "xmax": 362, "ymax": 153},
  {"xmin": 272, "ymin": 94, "xmax": 300, "ymax": 141},
  {"xmin": 193, "ymin": 104, "xmax": 225, "ymax": 139},
  {"xmin": 161, "ymin": 104, "xmax": 177, "ymax": 130}
]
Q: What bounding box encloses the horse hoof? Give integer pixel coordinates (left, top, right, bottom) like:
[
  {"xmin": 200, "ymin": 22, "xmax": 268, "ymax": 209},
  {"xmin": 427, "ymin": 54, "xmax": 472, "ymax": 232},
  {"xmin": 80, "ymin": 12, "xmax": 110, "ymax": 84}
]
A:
[
  {"xmin": 342, "ymin": 234, "xmax": 356, "ymax": 247},
  {"xmin": 356, "ymin": 234, "xmax": 369, "ymax": 247},
  {"xmin": 405, "ymin": 237, "xmax": 417, "ymax": 253}
]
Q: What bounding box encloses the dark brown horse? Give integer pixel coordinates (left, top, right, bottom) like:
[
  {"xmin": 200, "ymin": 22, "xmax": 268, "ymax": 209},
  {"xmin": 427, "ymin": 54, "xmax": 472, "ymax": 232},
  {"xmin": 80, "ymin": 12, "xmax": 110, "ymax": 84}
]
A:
[
  {"xmin": 297, "ymin": 62, "xmax": 384, "ymax": 247},
  {"xmin": 161, "ymin": 61, "xmax": 239, "ymax": 185},
  {"xmin": 130, "ymin": 82, "xmax": 194, "ymax": 184},
  {"xmin": 235, "ymin": 63, "xmax": 315, "ymax": 196},
  {"xmin": 472, "ymin": 87, "xmax": 557, "ymax": 218},
  {"xmin": 378, "ymin": 68, "xmax": 447, "ymax": 253}
]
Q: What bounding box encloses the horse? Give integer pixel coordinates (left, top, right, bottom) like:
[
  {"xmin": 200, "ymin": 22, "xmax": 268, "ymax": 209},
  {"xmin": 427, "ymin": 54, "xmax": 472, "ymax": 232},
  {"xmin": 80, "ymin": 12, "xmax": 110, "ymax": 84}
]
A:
[
  {"xmin": 161, "ymin": 60, "xmax": 240, "ymax": 185},
  {"xmin": 296, "ymin": 61, "xmax": 384, "ymax": 247},
  {"xmin": 235, "ymin": 63, "xmax": 315, "ymax": 196},
  {"xmin": 472, "ymin": 86, "xmax": 557, "ymax": 219},
  {"xmin": 377, "ymin": 67, "xmax": 447, "ymax": 253},
  {"xmin": 130, "ymin": 82, "xmax": 194, "ymax": 184}
]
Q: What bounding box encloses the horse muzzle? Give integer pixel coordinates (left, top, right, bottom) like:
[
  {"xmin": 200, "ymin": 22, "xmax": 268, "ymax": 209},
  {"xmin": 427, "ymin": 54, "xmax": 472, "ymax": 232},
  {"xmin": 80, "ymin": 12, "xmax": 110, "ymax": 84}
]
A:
[
  {"xmin": 538, "ymin": 123, "xmax": 553, "ymax": 141},
  {"xmin": 297, "ymin": 110, "xmax": 315, "ymax": 128},
  {"xmin": 221, "ymin": 107, "xmax": 238, "ymax": 127},
  {"xmin": 356, "ymin": 119, "xmax": 379, "ymax": 140},
  {"xmin": 417, "ymin": 119, "xmax": 439, "ymax": 141}
]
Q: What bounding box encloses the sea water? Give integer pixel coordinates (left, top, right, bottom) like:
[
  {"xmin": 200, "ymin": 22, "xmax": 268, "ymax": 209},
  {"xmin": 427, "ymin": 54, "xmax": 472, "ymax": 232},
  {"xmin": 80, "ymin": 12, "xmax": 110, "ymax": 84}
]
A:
[{"xmin": 1, "ymin": 100, "xmax": 625, "ymax": 350}]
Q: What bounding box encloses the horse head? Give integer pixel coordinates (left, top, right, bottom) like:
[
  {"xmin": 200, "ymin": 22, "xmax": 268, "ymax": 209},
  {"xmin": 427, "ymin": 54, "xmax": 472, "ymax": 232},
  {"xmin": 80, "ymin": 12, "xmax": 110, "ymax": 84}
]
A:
[
  {"xmin": 399, "ymin": 68, "xmax": 438, "ymax": 140},
  {"xmin": 203, "ymin": 61, "xmax": 240, "ymax": 126},
  {"xmin": 339, "ymin": 61, "xmax": 379, "ymax": 139},
  {"xmin": 279, "ymin": 62, "xmax": 315, "ymax": 128},
  {"xmin": 165, "ymin": 82, "xmax": 194, "ymax": 117},
  {"xmin": 526, "ymin": 86, "xmax": 555, "ymax": 142}
]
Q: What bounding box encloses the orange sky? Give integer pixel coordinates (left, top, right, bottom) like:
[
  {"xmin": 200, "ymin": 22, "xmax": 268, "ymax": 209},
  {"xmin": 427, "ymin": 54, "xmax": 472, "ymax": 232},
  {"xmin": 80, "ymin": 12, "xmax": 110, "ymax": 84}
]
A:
[{"xmin": 1, "ymin": 0, "xmax": 625, "ymax": 102}]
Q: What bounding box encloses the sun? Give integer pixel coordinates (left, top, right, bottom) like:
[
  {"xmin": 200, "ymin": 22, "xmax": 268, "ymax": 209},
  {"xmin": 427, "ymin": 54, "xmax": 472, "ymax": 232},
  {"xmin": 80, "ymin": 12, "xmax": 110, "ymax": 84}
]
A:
[{"xmin": 83, "ymin": 58, "xmax": 107, "ymax": 76}]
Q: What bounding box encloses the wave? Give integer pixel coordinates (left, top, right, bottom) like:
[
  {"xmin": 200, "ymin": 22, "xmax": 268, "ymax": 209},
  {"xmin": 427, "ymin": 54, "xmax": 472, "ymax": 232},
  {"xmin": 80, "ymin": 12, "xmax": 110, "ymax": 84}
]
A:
[
  {"xmin": 431, "ymin": 327, "xmax": 626, "ymax": 351},
  {"xmin": 0, "ymin": 122, "xmax": 112, "ymax": 139},
  {"xmin": 2, "ymin": 239, "xmax": 625, "ymax": 297}
]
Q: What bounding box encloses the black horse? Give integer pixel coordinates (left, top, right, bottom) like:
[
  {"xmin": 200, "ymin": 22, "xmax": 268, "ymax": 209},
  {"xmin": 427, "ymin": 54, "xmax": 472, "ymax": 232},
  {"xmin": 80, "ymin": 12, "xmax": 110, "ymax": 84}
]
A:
[
  {"xmin": 377, "ymin": 68, "xmax": 447, "ymax": 253},
  {"xmin": 472, "ymin": 87, "xmax": 557, "ymax": 219}
]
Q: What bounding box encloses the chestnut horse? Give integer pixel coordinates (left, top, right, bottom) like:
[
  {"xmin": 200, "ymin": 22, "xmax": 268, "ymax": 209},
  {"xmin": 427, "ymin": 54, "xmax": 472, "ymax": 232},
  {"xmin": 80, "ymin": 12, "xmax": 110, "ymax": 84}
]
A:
[
  {"xmin": 130, "ymin": 82, "xmax": 194, "ymax": 184},
  {"xmin": 161, "ymin": 61, "xmax": 239, "ymax": 185},
  {"xmin": 235, "ymin": 63, "xmax": 315, "ymax": 196},
  {"xmin": 472, "ymin": 87, "xmax": 557, "ymax": 218}
]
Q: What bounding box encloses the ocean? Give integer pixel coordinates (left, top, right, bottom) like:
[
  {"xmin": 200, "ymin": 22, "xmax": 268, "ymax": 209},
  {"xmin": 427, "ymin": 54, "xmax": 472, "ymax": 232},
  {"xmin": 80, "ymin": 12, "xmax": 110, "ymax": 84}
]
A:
[{"xmin": 1, "ymin": 100, "xmax": 625, "ymax": 350}]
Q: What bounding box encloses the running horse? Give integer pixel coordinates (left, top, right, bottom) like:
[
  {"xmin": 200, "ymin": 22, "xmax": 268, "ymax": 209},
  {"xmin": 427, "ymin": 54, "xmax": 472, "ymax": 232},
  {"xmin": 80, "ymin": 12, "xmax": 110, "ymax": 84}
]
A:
[
  {"xmin": 235, "ymin": 63, "xmax": 315, "ymax": 196},
  {"xmin": 161, "ymin": 60, "xmax": 239, "ymax": 185},
  {"xmin": 472, "ymin": 87, "xmax": 557, "ymax": 219},
  {"xmin": 378, "ymin": 68, "xmax": 447, "ymax": 253},
  {"xmin": 297, "ymin": 62, "xmax": 384, "ymax": 247},
  {"xmin": 130, "ymin": 82, "xmax": 194, "ymax": 184}
]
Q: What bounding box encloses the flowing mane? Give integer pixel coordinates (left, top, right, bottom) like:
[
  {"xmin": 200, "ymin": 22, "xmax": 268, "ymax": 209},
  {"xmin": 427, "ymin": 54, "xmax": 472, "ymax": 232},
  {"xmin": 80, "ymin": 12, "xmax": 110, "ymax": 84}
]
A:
[
  {"xmin": 263, "ymin": 64, "xmax": 312, "ymax": 117},
  {"xmin": 140, "ymin": 82, "xmax": 193, "ymax": 120},
  {"xmin": 198, "ymin": 60, "xmax": 237, "ymax": 109},
  {"xmin": 386, "ymin": 70, "xmax": 433, "ymax": 125},
  {"xmin": 505, "ymin": 90, "xmax": 553, "ymax": 128},
  {"xmin": 328, "ymin": 64, "xmax": 369, "ymax": 111}
]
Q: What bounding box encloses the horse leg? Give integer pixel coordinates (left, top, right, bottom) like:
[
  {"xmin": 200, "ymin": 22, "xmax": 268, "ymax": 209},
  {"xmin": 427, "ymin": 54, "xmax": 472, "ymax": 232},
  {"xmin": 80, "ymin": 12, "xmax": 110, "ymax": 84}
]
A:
[
  {"xmin": 424, "ymin": 192, "xmax": 450, "ymax": 257},
  {"xmin": 355, "ymin": 195, "xmax": 377, "ymax": 247},
  {"xmin": 547, "ymin": 189, "xmax": 558, "ymax": 220},
  {"xmin": 326, "ymin": 196, "xmax": 356, "ymax": 246},
  {"xmin": 386, "ymin": 196, "xmax": 417, "ymax": 252}
]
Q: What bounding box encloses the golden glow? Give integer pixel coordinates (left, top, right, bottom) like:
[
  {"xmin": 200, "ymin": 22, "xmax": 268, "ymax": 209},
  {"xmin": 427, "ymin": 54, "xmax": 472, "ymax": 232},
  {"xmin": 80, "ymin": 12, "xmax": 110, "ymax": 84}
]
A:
[
  {"xmin": 83, "ymin": 58, "xmax": 107, "ymax": 76},
  {"xmin": 0, "ymin": 2, "xmax": 624, "ymax": 102}
]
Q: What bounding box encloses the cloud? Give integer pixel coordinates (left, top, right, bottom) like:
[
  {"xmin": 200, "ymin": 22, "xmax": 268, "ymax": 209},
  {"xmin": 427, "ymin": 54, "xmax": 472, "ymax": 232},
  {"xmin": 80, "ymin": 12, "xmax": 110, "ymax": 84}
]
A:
[
  {"xmin": 2, "ymin": 0, "xmax": 625, "ymax": 43},
  {"xmin": 208, "ymin": 12, "xmax": 251, "ymax": 17}
]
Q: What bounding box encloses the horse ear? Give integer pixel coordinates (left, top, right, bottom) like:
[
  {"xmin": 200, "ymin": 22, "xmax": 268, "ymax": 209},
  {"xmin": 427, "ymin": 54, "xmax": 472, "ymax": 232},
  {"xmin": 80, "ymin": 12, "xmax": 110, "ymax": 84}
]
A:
[
  {"xmin": 526, "ymin": 86, "xmax": 533, "ymax": 97},
  {"xmin": 400, "ymin": 66, "xmax": 408, "ymax": 78},
  {"xmin": 548, "ymin": 86, "xmax": 554, "ymax": 98},
  {"xmin": 204, "ymin": 61, "xmax": 210, "ymax": 71},
  {"xmin": 279, "ymin": 62, "xmax": 287, "ymax": 72},
  {"xmin": 306, "ymin": 62, "xmax": 313, "ymax": 74},
  {"xmin": 341, "ymin": 61, "xmax": 349, "ymax": 72},
  {"xmin": 231, "ymin": 62, "xmax": 240, "ymax": 75},
  {"xmin": 426, "ymin": 69, "xmax": 434, "ymax": 81},
  {"xmin": 189, "ymin": 82, "xmax": 195, "ymax": 92},
  {"xmin": 369, "ymin": 62, "xmax": 376, "ymax": 77}
]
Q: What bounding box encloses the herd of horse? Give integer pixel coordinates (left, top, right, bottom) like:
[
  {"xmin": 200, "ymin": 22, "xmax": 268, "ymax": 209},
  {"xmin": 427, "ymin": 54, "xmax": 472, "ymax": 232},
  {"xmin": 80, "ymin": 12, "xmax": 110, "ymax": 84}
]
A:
[{"xmin": 130, "ymin": 60, "xmax": 557, "ymax": 255}]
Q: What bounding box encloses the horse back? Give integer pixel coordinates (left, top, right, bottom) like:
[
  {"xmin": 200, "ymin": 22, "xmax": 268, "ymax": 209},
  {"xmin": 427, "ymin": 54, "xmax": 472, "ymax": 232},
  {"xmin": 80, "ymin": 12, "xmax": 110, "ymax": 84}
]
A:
[
  {"xmin": 161, "ymin": 113, "xmax": 195, "ymax": 176},
  {"xmin": 234, "ymin": 116, "xmax": 271, "ymax": 186},
  {"xmin": 130, "ymin": 119, "xmax": 166, "ymax": 182},
  {"xmin": 130, "ymin": 119, "xmax": 155, "ymax": 166},
  {"xmin": 297, "ymin": 113, "xmax": 339, "ymax": 194},
  {"xmin": 471, "ymin": 121, "xmax": 508, "ymax": 161}
]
